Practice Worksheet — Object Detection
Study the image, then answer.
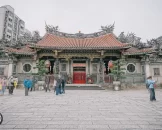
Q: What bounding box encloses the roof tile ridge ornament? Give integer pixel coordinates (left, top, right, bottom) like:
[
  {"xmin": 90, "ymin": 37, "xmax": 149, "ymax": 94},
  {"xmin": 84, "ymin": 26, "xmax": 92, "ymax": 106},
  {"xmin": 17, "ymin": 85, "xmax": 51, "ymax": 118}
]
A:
[
  {"xmin": 45, "ymin": 23, "xmax": 115, "ymax": 38},
  {"xmin": 101, "ymin": 22, "xmax": 115, "ymax": 33}
]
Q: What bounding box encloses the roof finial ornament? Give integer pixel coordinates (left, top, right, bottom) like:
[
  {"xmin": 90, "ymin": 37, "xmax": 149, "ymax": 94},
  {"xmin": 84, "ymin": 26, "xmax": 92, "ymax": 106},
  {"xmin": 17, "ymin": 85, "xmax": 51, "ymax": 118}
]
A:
[{"xmin": 101, "ymin": 22, "xmax": 115, "ymax": 33}]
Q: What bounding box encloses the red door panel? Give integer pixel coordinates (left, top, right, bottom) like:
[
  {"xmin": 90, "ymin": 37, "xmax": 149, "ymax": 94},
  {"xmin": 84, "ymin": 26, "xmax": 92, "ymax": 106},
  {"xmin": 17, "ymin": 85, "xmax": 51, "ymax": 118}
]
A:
[{"xmin": 73, "ymin": 72, "xmax": 86, "ymax": 84}]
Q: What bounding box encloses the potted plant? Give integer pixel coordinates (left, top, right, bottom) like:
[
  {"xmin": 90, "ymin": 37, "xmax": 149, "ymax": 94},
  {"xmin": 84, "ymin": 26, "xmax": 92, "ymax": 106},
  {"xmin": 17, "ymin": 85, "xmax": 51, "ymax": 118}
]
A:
[
  {"xmin": 109, "ymin": 59, "xmax": 126, "ymax": 91},
  {"xmin": 33, "ymin": 60, "xmax": 48, "ymax": 90}
]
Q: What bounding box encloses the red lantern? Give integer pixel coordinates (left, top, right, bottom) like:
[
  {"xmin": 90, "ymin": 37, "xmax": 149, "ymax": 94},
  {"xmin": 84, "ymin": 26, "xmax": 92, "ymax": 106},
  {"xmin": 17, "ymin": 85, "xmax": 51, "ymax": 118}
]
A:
[
  {"xmin": 108, "ymin": 60, "xmax": 113, "ymax": 68},
  {"xmin": 45, "ymin": 60, "xmax": 51, "ymax": 68}
]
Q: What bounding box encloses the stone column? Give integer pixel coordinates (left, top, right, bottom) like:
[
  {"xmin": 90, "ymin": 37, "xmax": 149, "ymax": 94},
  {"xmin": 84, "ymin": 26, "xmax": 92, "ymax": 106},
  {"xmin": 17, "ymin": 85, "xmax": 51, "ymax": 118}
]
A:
[
  {"xmin": 8, "ymin": 59, "xmax": 13, "ymax": 78},
  {"xmin": 145, "ymin": 56, "xmax": 151, "ymax": 80},
  {"xmin": 55, "ymin": 58, "xmax": 60, "ymax": 74},
  {"xmin": 88, "ymin": 59, "xmax": 90, "ymax": 75},
  {"xmin": 69, "ymin": 59, "xmax": 71, "ymax": 75},
  {"xmin": 86, "ymin": 59, "xmax": 90, "ymax": 83},
  {"xmin": 99, "ymin": 58, "xmax": 104, "ymax": 84},
  {"xmin": 145, "ymin": 62, "xmax": 150, "ymax": 79}
]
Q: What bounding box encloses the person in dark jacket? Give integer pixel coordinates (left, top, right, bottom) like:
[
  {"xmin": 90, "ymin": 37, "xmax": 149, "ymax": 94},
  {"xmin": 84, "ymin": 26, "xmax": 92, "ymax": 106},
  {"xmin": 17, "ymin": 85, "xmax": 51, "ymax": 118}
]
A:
[
  {"xmin": 8, "ymin": 76, "xmax": 14, "ymax": 95},
  {"xmin": 55, "ymin": 76, "xmax": 62, "ymax": 95},
  {"xmin": 61, "ymin": 76, "xmax": 65, "ymax": 94},
  {"xmin": 45, "ymin": 73, "xmax": 51, "ymax": 92}
]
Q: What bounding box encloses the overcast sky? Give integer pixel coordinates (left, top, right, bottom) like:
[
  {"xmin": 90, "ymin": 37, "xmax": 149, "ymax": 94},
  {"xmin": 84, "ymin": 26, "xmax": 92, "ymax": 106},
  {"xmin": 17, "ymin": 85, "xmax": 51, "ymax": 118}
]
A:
[{"xmin": 0, "ymin": 0, "xmax": 162, "ymax": 42}]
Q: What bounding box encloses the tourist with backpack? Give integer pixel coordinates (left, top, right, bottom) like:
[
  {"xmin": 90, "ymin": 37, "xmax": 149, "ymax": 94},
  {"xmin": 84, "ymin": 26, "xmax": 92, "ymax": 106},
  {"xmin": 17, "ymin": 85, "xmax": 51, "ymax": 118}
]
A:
[{"xmin": 146, "ymin": 76, "xmax": 156, "ymax": 101}]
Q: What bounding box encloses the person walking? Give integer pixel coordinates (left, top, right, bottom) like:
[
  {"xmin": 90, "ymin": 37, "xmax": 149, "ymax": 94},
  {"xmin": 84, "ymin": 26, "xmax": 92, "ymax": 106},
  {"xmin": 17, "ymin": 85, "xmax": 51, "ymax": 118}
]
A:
[
  {"xmin": 146, "ymin": 76, "xmax": 156, "ymax": 101},
  {"xmin": 45, "ymin": 73, "xmax": 51, "ymax": 92}
]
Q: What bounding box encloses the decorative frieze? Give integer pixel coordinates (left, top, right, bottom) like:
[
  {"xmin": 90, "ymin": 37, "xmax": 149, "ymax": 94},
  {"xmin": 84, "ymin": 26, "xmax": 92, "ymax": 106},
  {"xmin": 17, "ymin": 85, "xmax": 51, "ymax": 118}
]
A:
[
  {"xmin": 0, "ymin": 60, "xmax": 8, "ymax": 65},
  {"xmin": 58, "ymin": 53, "xmax": 100, "ymax": 59},
  {"xmin": 38, "ymin": 53, "xmax": 56, "ymax": 58}
]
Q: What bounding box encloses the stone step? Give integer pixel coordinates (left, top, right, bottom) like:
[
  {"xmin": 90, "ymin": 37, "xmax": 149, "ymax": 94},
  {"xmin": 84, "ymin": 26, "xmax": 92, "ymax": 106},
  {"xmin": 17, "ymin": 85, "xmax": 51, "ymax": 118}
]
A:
[{"xmin": 65, "ymin": 85, "xmax": 105, "ymax": 90}]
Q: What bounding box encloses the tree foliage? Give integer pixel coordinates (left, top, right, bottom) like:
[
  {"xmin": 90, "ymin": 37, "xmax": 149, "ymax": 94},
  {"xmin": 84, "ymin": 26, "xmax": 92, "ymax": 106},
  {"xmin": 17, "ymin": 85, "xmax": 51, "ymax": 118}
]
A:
[
  {"xmin": 118, "ymin": 32, "xmax": 147, "ymax": 49},
  {"xmin": 0, "ymin": 30, "xmax": 41, "ymax": 48},
  {"xmin": 32, "ymin": 31, "xmax": 41, "ymax": 43},
  {"xmin": 118, "ymin": 32, "xmax": 162, "ymax": 50},
  {"xmin": 34, "ymin": 60, "xmax": 47, "ymax": 76},
  {"xmin": 109, "ymin": 59, "xmax": 126, "ymax": 81},
  {"xmin": 147, "ymin": 36, "xmax": 162, "ymax": 51}
]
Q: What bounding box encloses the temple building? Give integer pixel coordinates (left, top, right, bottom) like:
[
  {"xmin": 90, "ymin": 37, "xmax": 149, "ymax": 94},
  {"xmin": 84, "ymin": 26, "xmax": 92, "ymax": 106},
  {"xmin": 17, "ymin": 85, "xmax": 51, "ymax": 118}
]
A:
[{"xmin": 0, "ymin": 26, "xmax": 162, "ymax": 86}]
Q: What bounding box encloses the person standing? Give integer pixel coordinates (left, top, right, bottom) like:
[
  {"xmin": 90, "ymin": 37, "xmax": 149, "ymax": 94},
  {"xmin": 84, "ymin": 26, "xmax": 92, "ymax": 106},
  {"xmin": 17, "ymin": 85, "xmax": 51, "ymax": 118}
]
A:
[
  {"xmin": 32, "ymin": 76, "xmax": 37, "ymax": 91},
  {"xmin": 8, "ymin": 76, "xmax": 14, "ymax": 95},
  {"xmin": 53, "ymin": 78, "xmax": 57, "ymax": 93},
  {"xmin": 23, "ymin": 76, "xmax": 32, "ymax": 96},
  {"xmin": 0, "ymin": 78, "xmax": 2, "ymax": 96},
  {"xmin": 58, "ymin": 75, "xmax": 62, "ymax": 94},
  {"xmin": 55, "ymin": 76, "xmax": 62, "ymax": 95},
  {"xmin": 45, "ymin": 73, "xmax": 51, "ymax": 92},
  {"xmin": 61, "ymin": 76, "xmax": 66, "ymax": 94},
  {"xmin": 146, "ymin": 76, "xmax": 156, "ymax": 101},
  {"xmin": 2, "ymin": 77, "xmax": 7, "ymax": 95},
  {"xmin": 13, "ymin": 77, "xmax": 18, "ymax": 89}
]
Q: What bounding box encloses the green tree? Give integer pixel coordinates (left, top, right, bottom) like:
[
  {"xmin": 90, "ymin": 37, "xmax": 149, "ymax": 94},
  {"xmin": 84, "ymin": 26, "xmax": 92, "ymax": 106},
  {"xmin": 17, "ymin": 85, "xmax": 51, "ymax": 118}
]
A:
[
  {"xmin": 34, "ymin": 60, "xmax": 47, "ymax": 76},
  {"xmin": 110, "ymin": 59, "xmax": 126, "ymax": 81}
]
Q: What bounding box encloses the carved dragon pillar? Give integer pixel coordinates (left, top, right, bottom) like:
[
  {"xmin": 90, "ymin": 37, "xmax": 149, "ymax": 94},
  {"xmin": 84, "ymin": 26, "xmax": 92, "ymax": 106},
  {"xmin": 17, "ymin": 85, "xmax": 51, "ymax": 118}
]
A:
[
  {"xmin": 54, "ymin": 58, "xmax": 60, "ymax": 74},
  {"xmin": 99, "ymin": 58, "xmax": 104, "ymax": 83}
]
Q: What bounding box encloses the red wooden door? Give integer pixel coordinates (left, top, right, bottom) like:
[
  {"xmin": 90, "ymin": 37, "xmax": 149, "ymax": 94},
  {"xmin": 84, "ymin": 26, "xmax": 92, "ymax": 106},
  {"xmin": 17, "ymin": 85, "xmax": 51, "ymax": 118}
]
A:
[{"xmin": 73, "ymin": 71, "xmax": 86, "ymax": 84}]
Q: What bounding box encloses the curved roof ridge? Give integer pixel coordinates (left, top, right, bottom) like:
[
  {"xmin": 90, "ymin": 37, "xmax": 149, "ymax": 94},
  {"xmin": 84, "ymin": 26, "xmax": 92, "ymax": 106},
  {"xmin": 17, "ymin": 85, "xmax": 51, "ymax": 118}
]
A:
[
  {"xmin": 34, "ymin": 33, "xmax": 130, "ymax": 49},
  {"xmin": 45, "ymin": 30, "xmax": 113, "ymax": 39}
]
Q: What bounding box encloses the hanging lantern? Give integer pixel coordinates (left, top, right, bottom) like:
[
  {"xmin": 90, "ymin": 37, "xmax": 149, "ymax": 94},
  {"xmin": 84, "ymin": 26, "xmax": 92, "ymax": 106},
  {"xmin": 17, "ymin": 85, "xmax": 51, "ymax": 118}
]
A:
[
  {"xmin": 108, "ymin": 60, "xmax": 113, "ymax": 68},
  {"xmin": 45, "ymin": 60, "xmax": 51, "ymax": 68}
]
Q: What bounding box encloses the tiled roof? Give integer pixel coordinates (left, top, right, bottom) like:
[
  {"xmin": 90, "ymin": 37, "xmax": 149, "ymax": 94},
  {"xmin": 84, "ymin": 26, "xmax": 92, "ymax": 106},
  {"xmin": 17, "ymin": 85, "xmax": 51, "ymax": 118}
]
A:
[
  {"xmin": 123, "ymin": 47, "xmax": 153, "ymax": 55},
  {"xmin": 34, "ymin": 33, "xmax": 130, "ymax": 49},
  {"xmin": 5, "ymin": 46, "xmax": 35, "ymax": 55}
]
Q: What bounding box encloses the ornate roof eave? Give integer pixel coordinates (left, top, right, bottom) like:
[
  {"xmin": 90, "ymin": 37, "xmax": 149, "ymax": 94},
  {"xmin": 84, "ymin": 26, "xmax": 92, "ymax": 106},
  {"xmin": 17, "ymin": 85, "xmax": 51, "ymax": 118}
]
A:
[
  {"xmin": 7, "ymin": 52, "xmax": 36, "ymax": 56},
  {"xmin": 4, "ymin": 46, "xmax": 36, "ymax": 56},
  {"xmin": 123, "ymin": 50, "xmax": 154, "ymax": 56},
  {"xmin": 29, "ymin": 45, "xmax": 131, "ymax": 50},
  {"xmin": 14, "ymin": 52, "xmax": 35, "ymax": 55}
]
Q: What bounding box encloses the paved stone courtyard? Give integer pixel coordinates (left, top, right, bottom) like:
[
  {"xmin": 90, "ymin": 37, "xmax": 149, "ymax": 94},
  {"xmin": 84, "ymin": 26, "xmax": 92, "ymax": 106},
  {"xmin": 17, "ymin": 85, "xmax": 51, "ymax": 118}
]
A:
[{"xmin": 0, "ymin": 89, "xmax": 162, "ymax": 130}]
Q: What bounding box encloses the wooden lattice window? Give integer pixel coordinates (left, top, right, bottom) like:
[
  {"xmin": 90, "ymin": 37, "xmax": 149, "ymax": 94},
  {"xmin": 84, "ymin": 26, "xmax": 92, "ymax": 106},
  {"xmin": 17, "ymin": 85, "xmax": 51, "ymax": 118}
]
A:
[
  {"xmin": 127, "ymin": 63, "xmax": 135, "ymax": 73},
  {"xmin": 23, "ymin": 64, "xmax": 31, "ymax": 73}
]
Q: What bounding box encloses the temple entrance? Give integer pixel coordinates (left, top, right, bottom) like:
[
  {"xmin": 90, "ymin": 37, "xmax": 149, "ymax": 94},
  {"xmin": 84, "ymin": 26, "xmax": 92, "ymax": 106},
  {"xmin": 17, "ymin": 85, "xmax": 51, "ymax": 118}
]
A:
[
  {"xmin": 39, "ymin": 56, "xmax": 55, "ymax": 74},
  {"xmin": 103, "ymin": 56, "xmax": 117, "ymax": 83},
  {"xmin": 73, "ymin": 70, "xmax": 86, "ymax": 84},
  {"xmin": 73, "ymin": 61, "xmax": 86, "ymax": 84}
]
